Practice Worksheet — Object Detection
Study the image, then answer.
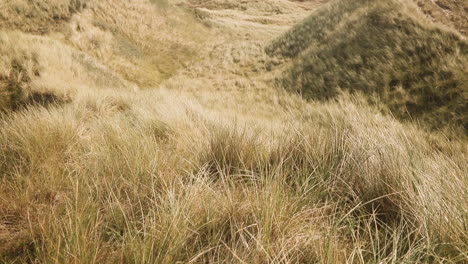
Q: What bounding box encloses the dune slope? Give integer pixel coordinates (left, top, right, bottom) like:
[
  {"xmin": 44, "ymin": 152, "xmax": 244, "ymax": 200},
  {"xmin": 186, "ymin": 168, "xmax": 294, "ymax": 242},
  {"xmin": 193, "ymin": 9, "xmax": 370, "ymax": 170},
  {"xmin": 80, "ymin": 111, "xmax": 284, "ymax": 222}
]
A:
[{"xmin": 268, "ymin": 0, "xmax": 468, "ymax": 133}]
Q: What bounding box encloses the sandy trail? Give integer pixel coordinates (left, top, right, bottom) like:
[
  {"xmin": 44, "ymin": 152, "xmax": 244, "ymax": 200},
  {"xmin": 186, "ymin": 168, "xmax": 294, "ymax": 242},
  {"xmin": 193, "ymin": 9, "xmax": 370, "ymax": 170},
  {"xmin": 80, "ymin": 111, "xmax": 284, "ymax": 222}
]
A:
[{"xmin": 162, "ymin": 0, "xmax": 328, "ymax": 118}]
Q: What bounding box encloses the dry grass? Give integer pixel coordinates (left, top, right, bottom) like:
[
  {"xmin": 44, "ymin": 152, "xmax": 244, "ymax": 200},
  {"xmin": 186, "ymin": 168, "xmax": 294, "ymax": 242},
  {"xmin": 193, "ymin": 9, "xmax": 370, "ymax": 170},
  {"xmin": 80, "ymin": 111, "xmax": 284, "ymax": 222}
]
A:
[
  {"xmin": 0, "ymin": 90, "xmax": 467, "ymax": 263},
  {"xmin": 0, "ymin": 31, "xmax": 135, "ymax": 112},
  {"xmin": 267, "ymin": 0, "xmax": 468, "ymax": 133},
  {"xmin": 0, "ymin": 0, "xmax": 467, "ymax": 263},
  {"xmin": 0, "ymin": 0, "xmax": 213, "ymax": 87},
  {"xmin": 61, "ymin": 0, "xmax": 213, "ymax": 86},
  {"xmin": 415, "ymin": 0, "xmax": 468, "ymax": 36},
  {"xmin": 0, "ymin": 0, "xmax": 88, "ymax": 34}
]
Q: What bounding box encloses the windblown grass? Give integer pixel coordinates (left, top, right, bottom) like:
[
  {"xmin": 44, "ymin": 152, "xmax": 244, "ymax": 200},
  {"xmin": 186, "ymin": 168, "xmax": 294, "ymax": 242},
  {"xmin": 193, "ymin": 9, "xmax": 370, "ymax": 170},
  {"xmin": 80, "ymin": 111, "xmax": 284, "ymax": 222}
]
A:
[
  {"xmin": 0, "ymin": 31, "xmax": 134, "ymax": 111},
  {"xmin": 0, "ymin": 0, "xmax": 467, "ymax": 263},
  {"xmin": 63, "ymin": 0, "xmax": 212, "ymax": 86},
  {"xmin": 267, "ymin": 0, "xmax": 468, "ymax": 133},
  {"xmin": 1, "ymin": 90, "xmax": 467, "ymax": 263},
  {"xmin": 0, "ymin": 0, "xmax": 88, "ymax": 34},
  {"xmin": 415, "ymin": 0, "xmax": 468, "ymax": 36}
]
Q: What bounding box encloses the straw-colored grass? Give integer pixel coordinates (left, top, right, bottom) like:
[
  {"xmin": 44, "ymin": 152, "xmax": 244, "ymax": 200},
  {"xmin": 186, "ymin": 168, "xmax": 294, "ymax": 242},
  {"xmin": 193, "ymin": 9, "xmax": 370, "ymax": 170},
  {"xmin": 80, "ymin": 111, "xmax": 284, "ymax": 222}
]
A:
[
  {"xmin": 267, "ymin": 0, "xmax": 468, "ymax": 133},
  {"xmin": 1, "ymin": 0, "xmax": 467, "ymax": 263}
]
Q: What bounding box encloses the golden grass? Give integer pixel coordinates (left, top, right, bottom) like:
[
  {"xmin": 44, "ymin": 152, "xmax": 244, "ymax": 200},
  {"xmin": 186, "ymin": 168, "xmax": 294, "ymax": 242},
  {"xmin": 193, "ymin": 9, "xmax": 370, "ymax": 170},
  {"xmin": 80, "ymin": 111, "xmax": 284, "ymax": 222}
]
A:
[
  {"xmin": 0, "ymin": 0, "xmax": 87, "ymax": 34},
  {"xmin": 267, "ymin": 0, "xmax": 468, "ymax": 133},
  {"xmin": 1, "ymin": 90, "xmax": 467, "ymax": 263},
  {"xmin": 0, "ymin": 31, "xmax": 135, "ymax": 111},
  {"xmin": 415, "ymin": 0, "xmax": 468, "ymax": 36},
  {"xmin": 62, "ymin": 0, "xmax": 213, "ymax": 87},
  {"xmin": 0, "ymin": 0, "xmax": 467, "ymax": 263}
]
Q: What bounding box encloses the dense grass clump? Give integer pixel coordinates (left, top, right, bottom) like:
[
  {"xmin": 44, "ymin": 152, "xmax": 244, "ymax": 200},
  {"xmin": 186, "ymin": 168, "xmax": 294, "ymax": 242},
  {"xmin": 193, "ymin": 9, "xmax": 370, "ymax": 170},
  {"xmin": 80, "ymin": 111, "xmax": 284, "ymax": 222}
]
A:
[
  {"xmin": 0, "ymin": 92, "xmax": 467, "ymax": 263},
  {"xmin": 267, "ymin": 0, "xmax": 468, "ymax": 133}
]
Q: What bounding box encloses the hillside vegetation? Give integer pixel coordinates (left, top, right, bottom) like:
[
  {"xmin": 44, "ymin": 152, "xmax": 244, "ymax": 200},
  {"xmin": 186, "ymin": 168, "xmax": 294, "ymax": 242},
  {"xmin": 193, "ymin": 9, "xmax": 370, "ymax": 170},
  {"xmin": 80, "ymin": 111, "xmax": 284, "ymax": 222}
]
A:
[
  {"xmin": 63, "ymin": 0, "xmax": 212, "ymax": 86},
  {"xmin": 1, "ymin": 0, "xmax": 467, "ymax": 263},
  {"xmin": 0, "ymin": 0, "xmax": 87, "ymax": 34},
  {"xmin": 416, "ymin": 0, "xmax": 468, "ymax": 36},
  {"xmin": 267, "ymin": 0, "xmax": 468, "ymax": 133},
  {"xmin": 0, "ymin": 31, "xmax": 135, "ymax": 111}
]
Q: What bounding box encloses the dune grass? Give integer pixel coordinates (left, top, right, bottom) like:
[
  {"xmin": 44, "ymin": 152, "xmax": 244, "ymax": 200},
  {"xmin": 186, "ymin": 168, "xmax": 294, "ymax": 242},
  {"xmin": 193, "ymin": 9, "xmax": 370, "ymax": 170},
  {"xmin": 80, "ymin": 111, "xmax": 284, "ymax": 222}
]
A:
[
  {"xmin": 267, "ymin": 0, "xmax": 468, "ymax": 134},
  {"xmin": 0, "ymin": 0, "xmax": 467, "ymax": 263},
  {"xmin": 0, "ymin": 31, "xmax": 134, "ymax": 112},
  {"xmin": 0, "ymin": 0, "xmax": 88, "ymax": 34},
  {"xmin": 415, "ymin": 0, "xmax": 468, "ymax": 36},
  {"xmin": 62, "ymin": 0, "xmax": 212, "ymax": 87},
  {"xmin": 0, "ymin": 90, "xmax": 467, "ymax": 263}
]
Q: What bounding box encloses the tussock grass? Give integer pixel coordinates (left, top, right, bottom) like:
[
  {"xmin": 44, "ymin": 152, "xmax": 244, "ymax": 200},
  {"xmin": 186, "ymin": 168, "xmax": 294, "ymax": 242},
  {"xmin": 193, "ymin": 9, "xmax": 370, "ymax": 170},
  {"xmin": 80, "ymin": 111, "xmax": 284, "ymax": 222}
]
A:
[
  {"xmin": 0, "ymin": 0, "xmax": 467, "ymax": 263},
  {"xmin": 0, "ymin": 91, "xmax": 466, "ymax": 263},
  {"xmin": 267, "ymin": 0, "xmax": 468, "ymax": 133}
]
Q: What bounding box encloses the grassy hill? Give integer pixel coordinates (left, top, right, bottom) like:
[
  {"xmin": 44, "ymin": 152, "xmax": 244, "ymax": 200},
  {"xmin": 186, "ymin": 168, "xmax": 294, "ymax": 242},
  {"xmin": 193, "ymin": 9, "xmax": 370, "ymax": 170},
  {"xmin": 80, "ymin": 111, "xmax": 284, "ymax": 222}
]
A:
[
  {"xmin": 0, "ymin": 0, "xmax": 213, "ymax": 112},
  {"xmin": 267, "ymin": 0, "xmax": 468, "ymax": 133},
  {"xmin": 0, "ymin": 31, "xmax": 136, "ymax": 111},
  {"xmin": 63, "ymin": 0, "xmax": 212, "ymax": 87}
]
